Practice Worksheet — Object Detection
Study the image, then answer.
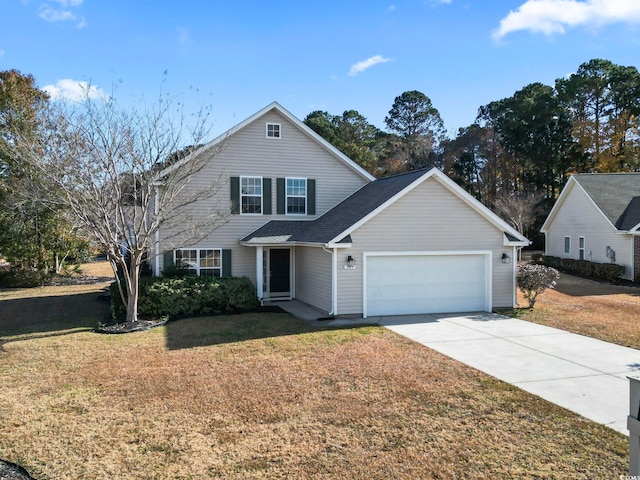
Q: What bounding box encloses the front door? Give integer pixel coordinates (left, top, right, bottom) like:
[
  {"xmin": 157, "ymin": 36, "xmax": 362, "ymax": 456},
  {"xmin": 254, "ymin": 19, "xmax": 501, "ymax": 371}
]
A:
[{"xmin": 269, "ymin": 248, "xmax": 290, "ymax": 298}]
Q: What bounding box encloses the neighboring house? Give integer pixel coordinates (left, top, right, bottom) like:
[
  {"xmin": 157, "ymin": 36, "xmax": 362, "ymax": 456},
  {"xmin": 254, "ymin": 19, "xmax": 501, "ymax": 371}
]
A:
[
  {"xmin": 541, "ymin": 173, "xmax": 640, "ymax": 281},
  {"xmin": 153, "ymin": 102, "xmax": 529, "ymax": 317}
]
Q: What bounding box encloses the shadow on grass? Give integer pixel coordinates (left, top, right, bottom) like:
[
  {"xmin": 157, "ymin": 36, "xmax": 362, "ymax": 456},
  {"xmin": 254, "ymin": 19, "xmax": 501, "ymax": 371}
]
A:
[
  {"xmin": 553, "ymin": 272, "xmax": 640, "ymax": 297},
  {"xmin": 0, "ymin": 290, "xmax": 109, "ymax": 344},
  {"xmin": 163, "ymin": 308, "xmax": 349, "ymax": 351}
]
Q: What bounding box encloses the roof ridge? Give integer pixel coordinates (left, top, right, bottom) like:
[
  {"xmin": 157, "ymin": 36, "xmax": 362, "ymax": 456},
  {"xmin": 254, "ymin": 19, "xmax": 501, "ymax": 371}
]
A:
[{"xmin": 575, "ymin": 172, "xmax": 640, "ymax": 176}]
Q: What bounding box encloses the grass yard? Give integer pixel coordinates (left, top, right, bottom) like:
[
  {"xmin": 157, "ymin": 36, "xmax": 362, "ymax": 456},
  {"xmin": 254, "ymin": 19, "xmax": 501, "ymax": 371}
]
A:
[
  {"xmin": 0, "ymin": 265, "xmax": 629, "ymax": 479},
  {"xmin": 508, "ymin": 272, "xmax": 640, "ymax": 349}
]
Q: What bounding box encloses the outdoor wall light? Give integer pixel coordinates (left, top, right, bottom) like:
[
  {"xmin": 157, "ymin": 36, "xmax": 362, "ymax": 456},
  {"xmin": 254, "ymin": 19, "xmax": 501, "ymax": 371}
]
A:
[
  {"xmin": 501, "ymin": 253, "xmax": 511, "ymax": 264},
  {"xmin": 344, "ymin": 255, "xmax": 356, "ymax": 270}
]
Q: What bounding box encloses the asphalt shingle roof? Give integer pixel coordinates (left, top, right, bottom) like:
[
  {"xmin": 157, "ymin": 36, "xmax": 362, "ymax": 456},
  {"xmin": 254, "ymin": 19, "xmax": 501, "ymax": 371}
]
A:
[
  {"xmin": 242, "ymin": 169, "xmax": 428, "ymax": 245},
  {"xmin": 573, "ymin": 173, "xmax": 640, "ymax": 230}
]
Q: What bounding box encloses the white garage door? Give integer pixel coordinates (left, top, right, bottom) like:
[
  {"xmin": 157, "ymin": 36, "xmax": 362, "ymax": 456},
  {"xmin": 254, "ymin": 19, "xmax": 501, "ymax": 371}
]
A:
[{"xmin": 365, "ymin": 253, "xmax": 490, "ymax": 316}]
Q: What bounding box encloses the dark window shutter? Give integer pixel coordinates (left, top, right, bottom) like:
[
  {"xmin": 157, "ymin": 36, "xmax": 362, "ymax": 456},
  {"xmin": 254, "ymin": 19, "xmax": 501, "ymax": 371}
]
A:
[
  {"xmin": 222, "ymin": 249, "xmax": 232, "ymax": 277},
  {"xmin": 230, "ymin": 177, "xmax": 240, "ymax": 214},
  {"xmin": 163, "ymin": 251, "xmax": 174, "ymax": 274},
  {"xmin": 307, "ymin": 179, "xmax": 316, "ymax": 215},
  {"xmin": 263, "ymin": 178, "xmax": 272, "ymax": 215},
  {"xmin": 276, "ymin": 178, "xmax": 285, "ymax": 214}
]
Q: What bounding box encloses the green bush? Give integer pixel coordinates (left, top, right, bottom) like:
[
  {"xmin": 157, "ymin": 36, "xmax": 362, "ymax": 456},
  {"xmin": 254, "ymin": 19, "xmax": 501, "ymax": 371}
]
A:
[
  {"xmin": 542, "ymin": 255, "xmax": 562, "ymax": 269},
  {"xmin": 593, "ymin": 263, "xmax": 625, "ymax": 282},
  {"xmin": 542, "ymin": 255, "xmax": 625, "ymax": 282},
  {"xmin": 0, "ymin": 267, "xmax": 51, "ymax": 288},
  {"xmin": 110, "ymin": 275, "xmax": 258, "ymax": 318},
  {"xmin": 159, "ymin": 261, "xmax": 192, "ymax": 278}
]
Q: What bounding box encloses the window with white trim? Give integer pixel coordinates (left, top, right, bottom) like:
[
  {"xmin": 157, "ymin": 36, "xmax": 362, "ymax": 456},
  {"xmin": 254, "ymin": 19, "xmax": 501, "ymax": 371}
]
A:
[
  {"xmin": 564, "ymin": 236, "xmax": 571, "ymax": 254},
  {"xmin": 286, "ymin": 177, "xmax": 306, "ymax": 214},
  {"xmin": 579, "ymin": 236, "xmax": 585, "ymax": 260},
  {"xmin": 175, "ymin": 249, "xmax": 222, "ymax": 277},
  {"xmin": 241, "ymin": 176, "xmax": 262, "ymax": 214},
  {"xmin": 266, "ymin": 123, "xmax": 281, "ymax": 139}
]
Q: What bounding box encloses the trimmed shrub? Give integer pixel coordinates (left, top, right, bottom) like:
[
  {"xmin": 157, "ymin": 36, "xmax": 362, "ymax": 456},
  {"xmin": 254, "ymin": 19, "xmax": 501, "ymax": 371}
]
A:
[
  {"xmin": 542, "ymin": 255, "xmax": 625, "ymax": 282},
  {"xmin": 542, "ymin": 255, "xmax": 562, "ymax": 269},
  {"xmin": 593, "ymin": 263, "xmax": 625, "ymax": 282},
  {"xmin": 531, "ymin": 253, "xmax": 544, "ymax": 263},
  {"xmin": 110, "ymin": 276, "xmax": 258, "ymax": 319}
]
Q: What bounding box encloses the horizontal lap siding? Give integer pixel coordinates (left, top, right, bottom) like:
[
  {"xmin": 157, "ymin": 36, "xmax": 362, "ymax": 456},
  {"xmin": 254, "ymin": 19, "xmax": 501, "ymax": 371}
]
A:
[
  {"xmin": 545, "ymin": 184, "xmax": 633, "ymax": 279},
  {"xmin": 158, "ymin": 110, "xmax": 369, "ymax": 280},
  {"xmin": 337, "ymin": 177, "xmax": 513, "ymax": 315},
  {"xmin": 295, "ymin": 247, "xmax": 332, "ymax": 314}
]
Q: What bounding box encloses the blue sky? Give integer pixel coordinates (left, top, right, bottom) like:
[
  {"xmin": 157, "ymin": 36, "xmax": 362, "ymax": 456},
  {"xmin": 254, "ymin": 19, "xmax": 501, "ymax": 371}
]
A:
[{"xmin": 3, "ymin": 0, "xmax": 640, "ymax": 138}]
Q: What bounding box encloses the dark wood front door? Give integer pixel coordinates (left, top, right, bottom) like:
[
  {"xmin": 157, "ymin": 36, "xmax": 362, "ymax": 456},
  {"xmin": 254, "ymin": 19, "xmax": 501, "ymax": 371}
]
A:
[{"xmin": 269, "ymin": 248, "xmax": 290, "ymax": 298}]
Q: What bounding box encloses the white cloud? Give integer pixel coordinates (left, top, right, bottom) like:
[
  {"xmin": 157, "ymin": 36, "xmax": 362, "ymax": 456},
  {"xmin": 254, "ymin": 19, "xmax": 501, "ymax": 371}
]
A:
[
  {"xmin": 0, "ymin": 50, "xmax": 4, "ymax": 58},
  {"xmin": 348, "ymin": 55, "xmax": 392, "ymax": 77},
  {"xmin": 38, "ymin": 1, "xmax": 86, "ymax": 27},
  {"xmin": 493, "ymin": 0, "xmax": 640, "ymax": 39},
  {"xmin": 50, "ymin": 0, "xmax": 84, "ymax": 5},
  {"xmin": 43, "ymin": 79, "xmax": 108, "ymax": 102}
]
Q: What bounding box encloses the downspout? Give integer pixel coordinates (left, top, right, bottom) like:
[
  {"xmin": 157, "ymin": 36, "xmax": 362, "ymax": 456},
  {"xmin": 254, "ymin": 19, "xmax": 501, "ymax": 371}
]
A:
[
  {"xmin": 512, "ymin": 246, "xmax": 518, "ymax": 308},
  {"xmin": 322, "ymin": 246, "xmax": 337, "ymax": 315}
]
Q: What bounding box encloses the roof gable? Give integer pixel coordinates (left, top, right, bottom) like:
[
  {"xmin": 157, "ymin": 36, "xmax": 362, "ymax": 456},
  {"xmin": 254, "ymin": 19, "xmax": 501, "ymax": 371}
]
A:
[
  {"xmin": 542, "ymin": 173, "xmax": 640, "ymax": 232},
  {"xmin": 242, "ymin": 168, "xmax": 529, "ymax": 246},
  {"xmin": 167, "ymin": 102, "xmax": 375, "ymax": 182}
]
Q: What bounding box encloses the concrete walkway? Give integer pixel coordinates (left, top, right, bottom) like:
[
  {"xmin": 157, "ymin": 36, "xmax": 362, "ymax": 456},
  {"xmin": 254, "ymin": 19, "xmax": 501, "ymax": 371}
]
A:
[{"xmin": 271, "ymin": 301, "xmax": 639, "ymax": 435}]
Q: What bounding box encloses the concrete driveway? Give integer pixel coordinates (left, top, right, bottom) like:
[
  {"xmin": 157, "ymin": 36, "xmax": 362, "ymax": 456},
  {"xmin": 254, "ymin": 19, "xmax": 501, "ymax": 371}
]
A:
[
  {"xmin": 378, "ymin": 312, "xmax": 640, "ymax": 435},
  {"xmin": 273, "ymin": 298, "xmax": 639, "ymax": 435}
]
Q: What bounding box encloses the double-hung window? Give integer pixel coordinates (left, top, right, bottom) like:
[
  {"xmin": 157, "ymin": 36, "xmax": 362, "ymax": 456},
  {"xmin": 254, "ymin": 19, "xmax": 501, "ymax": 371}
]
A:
[
  {"xmin": 579, "ymin": 237, "xmax": 585, "ymax": 260},
  {"xmin": 175, "ymin": 249, "xmax": 222, "ymax": 277},
  {"xmin": 266, "ymin": 123, "xmax": 281, "ymax": 139},
  {"xmin": 241, "ymin": 176, "xmax": 262, "ymax": 214},
  {"xmin": 286, "ymin": 178, "xmax": 306, "ymax": 214},
  {"xmin": 564, "ymin": 236, "xmax": 571, "ymax": 254}
]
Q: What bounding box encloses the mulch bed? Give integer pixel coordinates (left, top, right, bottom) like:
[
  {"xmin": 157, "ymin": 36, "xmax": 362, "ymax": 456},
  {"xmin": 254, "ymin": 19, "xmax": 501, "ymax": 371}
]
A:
[
  {"xmin": 0, "ymin": 460, "xmax": 36, "ymax": 480},
  {"xmin": 95, "ymin": 317, "xmax": 168, "ymax": 334}
]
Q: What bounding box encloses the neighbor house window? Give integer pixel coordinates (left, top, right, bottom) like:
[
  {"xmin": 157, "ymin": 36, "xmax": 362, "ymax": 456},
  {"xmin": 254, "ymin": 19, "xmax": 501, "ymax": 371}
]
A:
[
  {"xmin": 175, "ymin": 249, "xmax": 222, "ymax": 277},
  {"xmin": 266, "ymin": 123, "xmax": 281, "ymax": 139},
  {"xmin": 286, "ymin": 177, "xmax": 306, "ymax": 214},
  {"xmin": 564, "ymin": 236, "xmax": 571, "ymax": 254},
  {"xmin": 241, "ymin": 176, "xmax": 262, "ymax": 214},
  {"xmin": 579, "ymin": 237, "xmax": 585, "ymax": 260}
]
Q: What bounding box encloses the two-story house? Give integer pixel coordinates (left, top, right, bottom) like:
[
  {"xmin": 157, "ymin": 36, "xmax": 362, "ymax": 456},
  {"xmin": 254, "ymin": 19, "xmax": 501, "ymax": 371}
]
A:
[{"xmin": 152, "ymin": 102, "xmax": 529, "ymax": 318}]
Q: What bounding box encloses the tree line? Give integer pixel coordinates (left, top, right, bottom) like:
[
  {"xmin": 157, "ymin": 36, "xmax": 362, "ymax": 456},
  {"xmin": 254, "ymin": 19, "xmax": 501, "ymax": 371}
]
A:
[
  {"xmin": 1, "ymin": 57, "xmax": 639, "ymax": 285},
  {"xmin": 304, "ymin": 58, "xmax": 640, "ymax": 242}
]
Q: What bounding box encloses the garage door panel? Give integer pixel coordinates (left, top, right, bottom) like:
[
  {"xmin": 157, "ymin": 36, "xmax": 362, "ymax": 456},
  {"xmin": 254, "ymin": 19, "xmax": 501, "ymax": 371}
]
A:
[{"xmin": 365, "ymin": 254, "xmax": 489, "ymax": 316}]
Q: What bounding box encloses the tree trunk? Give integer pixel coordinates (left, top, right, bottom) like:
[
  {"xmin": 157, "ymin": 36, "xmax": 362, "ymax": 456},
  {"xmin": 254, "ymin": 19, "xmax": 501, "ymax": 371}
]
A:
[{"xmin": 125, "ymin": 262, "xmax": 140, "ymax": 323}]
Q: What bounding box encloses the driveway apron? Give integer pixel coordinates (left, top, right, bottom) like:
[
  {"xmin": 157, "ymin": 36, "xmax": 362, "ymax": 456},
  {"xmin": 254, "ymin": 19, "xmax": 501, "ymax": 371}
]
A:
[{"xmin": 379, "ymin": 312, "xmax": 640, "ymax": 435}]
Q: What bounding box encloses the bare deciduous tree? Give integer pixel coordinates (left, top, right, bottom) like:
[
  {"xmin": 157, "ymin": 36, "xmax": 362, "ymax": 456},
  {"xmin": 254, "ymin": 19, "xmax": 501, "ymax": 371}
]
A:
[
  {"xmin": 494, "ymin": 191, "xmax": 542, "ymax": 236},
  {"xmin": 17, "ymin": 90, "xmax": 228, "ymax": 323}
]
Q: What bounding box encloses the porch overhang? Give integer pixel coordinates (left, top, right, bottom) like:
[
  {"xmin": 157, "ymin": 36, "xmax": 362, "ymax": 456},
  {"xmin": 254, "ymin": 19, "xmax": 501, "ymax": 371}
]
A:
[
  {"xmin": 503, "ymin": 232, "xmax": 530, "ymax": 247},
  {"xmin": 240, "ymin": 236, "xmax": 353, "ymax": 249}
]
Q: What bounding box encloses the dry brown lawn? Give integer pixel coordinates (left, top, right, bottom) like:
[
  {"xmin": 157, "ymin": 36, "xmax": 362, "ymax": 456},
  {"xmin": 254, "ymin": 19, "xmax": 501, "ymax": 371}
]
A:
[
  {"xmin": 509, "ymin": 272, "xmax": 640, "ymax": 349},
  {"xmin": 0, "ymin": 263, "xmax": 629, "ymax": 479}
]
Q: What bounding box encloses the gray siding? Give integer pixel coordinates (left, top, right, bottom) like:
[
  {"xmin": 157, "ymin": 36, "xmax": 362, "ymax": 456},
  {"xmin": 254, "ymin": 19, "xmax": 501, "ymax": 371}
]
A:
[
  {"xmin": 157, "ymin": 109, "xmax": 370, "ymax": 282},
  {"xmin": 336, "ymin": 177, "xmax": 515, "ymax": 314},
  {"xmin": 545, "ymin": 182, "xmax": 633, "ymax": 279},
  {"xmin": 294, "ymin": 246, "xmax": 332, "ymax": 313}
]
